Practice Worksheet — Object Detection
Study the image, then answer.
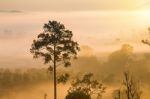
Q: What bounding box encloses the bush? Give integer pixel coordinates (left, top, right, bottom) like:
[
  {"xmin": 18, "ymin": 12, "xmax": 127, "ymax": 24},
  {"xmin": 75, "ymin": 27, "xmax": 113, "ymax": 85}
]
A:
[{"xmin": 65, "ymin": 90, "xmax": 91, "ymax": 99}]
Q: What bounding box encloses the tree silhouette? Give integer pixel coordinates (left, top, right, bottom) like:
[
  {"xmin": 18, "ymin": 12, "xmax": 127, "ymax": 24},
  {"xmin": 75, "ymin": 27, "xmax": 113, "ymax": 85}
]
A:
[
  {"xmin": 66, "ymin": 73, "xmax": 106, "ymax": 99},
  {"xmin": 142, "ymin": 27, "xmax": 150, "ymax": 46},
  {"xmin": 123, "ymin": 71, "xmax": 142, "ymax": 99},
  {"xmin": 113, "ymin": 71, "xmax": 142, "ymax": 99},
  {"xmin": 30, "ymin": 20, "xmax": 80, "ymax": 99}
]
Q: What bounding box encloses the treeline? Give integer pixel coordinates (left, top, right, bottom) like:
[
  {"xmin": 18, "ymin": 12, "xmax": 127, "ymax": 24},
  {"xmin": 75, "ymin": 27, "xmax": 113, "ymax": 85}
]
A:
[{"xmin": 0, "ymin": 68, "xmax": 51, "ymax": 96}]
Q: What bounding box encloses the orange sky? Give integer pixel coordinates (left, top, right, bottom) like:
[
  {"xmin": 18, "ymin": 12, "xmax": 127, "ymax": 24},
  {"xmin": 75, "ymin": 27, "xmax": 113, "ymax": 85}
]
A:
[
  {"xmin": 0, "ymin": 0, "xmax": 150, "ymax": 67},
  {"xmin": 0, "ymin": 0, "xmax": 150, "ymax": 11}
]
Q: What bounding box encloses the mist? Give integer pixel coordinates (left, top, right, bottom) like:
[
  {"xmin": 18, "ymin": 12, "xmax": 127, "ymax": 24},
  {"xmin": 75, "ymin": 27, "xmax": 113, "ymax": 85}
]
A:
[{"xmin": 0, "ymin": 44, "xmax": 150, "ymax": 99}]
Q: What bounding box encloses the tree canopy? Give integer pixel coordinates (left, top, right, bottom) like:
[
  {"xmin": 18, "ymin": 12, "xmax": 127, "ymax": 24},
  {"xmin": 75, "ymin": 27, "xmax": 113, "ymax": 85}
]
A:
[{"xmin": 30, "ymin": 20, "xmax": 80, "ymax": 69}]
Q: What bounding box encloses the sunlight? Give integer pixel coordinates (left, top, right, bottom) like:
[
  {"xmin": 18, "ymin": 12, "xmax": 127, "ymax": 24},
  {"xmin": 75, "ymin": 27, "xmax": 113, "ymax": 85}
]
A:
[{"xmin": 137, "ymin": 8, "xmax": 150, "ymax": 21}]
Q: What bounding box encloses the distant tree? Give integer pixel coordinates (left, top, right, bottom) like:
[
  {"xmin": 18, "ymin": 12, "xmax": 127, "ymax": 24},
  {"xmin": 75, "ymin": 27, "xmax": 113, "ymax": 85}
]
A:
[
  {"xmin": 66, "ymin": 73, "xmax": 105, "ymax": 99},
  {"xmin": 30, "ymin": 20, "xmax": 80, "ymax": 99},
  {"xmin": 142, "ymin": 27, "xmax": 150, "ymax": 46},
  {"xmin": 108, "ymin": 44, "xmax": 133, "ymax": 65},
  {"xmin": 106, "ymin": 44, "xmax": 134, "ymax": 75}
]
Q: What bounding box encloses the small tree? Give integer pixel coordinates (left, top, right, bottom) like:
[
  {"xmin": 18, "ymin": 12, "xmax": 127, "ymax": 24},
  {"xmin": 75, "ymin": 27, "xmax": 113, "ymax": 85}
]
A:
[
  {"xmin": 66, "ymin": 73, "xmax": 106, "ymax": 99},
  {"xmin": 30, "ymin": 20, "xmax": 80, "ymax": 99},
  {"xmin": 112, "ymin": 71, "xmax": 142, "ymax": 99},
  {"xmin": 113, "ymin": 71, "xmax": 142, "ymax": 99},
  {"xmin": 123, "ymin": 71, "xmax": 142, "ymax": 99}
]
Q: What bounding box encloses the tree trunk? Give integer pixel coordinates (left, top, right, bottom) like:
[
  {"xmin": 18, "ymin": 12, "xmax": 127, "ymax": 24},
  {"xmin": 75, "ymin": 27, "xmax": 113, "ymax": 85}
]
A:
[{"xmin": 54, "ymin": 44, "xmax": 57, "ymax": 99}]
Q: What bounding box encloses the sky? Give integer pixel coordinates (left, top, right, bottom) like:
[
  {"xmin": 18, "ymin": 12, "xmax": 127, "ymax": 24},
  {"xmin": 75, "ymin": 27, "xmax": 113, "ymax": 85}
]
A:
[
  {"xmin": 0, "ymin": 0, "xmax": 150, "ymax": 11},
  {"xmin": 0, "ymin": 0, "xmax": 150, "ymax": 68}
]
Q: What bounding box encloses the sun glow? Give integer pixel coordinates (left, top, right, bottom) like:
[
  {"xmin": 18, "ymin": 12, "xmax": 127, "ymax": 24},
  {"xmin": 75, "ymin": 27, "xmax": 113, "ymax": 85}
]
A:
[{"xmin": 135, "ymin": 8, "xmax": 150, "ymax": 25}]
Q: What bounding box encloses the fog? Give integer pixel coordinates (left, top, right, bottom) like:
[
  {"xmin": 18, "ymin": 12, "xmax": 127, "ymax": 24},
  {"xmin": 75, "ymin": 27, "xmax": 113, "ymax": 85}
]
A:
[
  {"xmin": 1, "ymin": 84, "xmax": 150, "ymax": 99},
  {"xmin": 0, "ymin": 82, "xmax": 126, "ymax": 99},
  {"xmin": 72, "ymin": 44, "xmax": 150, "ymax": 85},
  {"xmin": 1, "ymin": 83, "xmax": 68, "ymax": 99},
  {"xmin": 0, "ymin": 44, "xmax": 150, "ymax": 99}
]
